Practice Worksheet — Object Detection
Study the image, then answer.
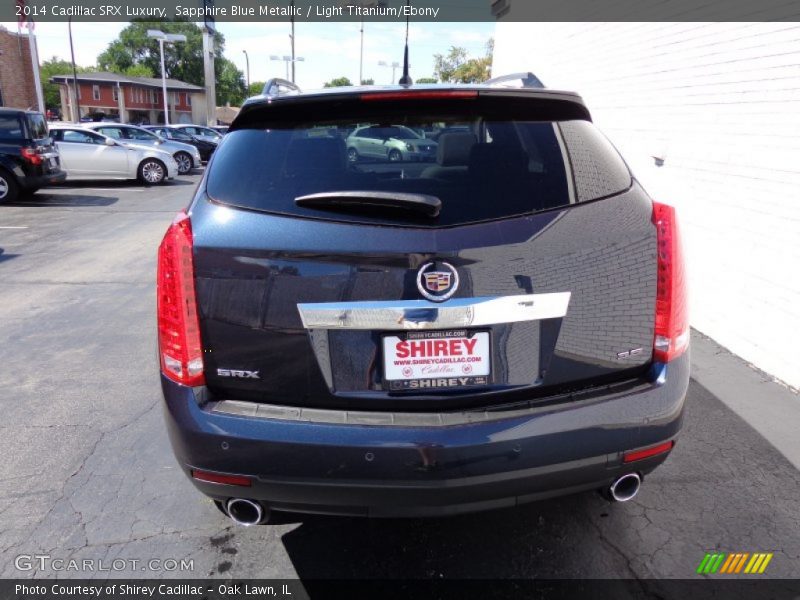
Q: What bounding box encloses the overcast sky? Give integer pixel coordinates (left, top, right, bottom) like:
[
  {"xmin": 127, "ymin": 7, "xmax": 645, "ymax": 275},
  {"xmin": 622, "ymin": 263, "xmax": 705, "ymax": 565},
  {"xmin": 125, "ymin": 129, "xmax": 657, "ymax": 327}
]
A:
[{"xmin": 1, "ymin": 21, "xmax": 495, "ymax": 89}]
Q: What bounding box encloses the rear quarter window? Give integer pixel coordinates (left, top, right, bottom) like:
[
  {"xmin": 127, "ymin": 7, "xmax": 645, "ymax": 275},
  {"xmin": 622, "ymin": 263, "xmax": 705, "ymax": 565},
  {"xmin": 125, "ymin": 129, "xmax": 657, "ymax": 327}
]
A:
[
  {"xmin": 25, "ymin": 113, "xmax": 49, "ymax": 140},
  {"xmin": 0, "ymin": 115, "xmax": 23, "ymax": 139},
  {"xmin": 206, "ymin": 104, "xmax": 631, "ymax": 228}
]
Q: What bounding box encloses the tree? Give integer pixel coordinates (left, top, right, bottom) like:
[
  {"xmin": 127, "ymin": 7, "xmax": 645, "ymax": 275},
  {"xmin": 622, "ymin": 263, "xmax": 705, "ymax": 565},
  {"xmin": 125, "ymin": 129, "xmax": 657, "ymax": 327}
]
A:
[
  {"xmin": 248, "ymin": 81, "xmax": 266, "ymax": 97},
  {"xmin": 361, "ymin": 78, "xmax": 374, "ymax": 85},
  {"xmin": 39, "ymin": 57, "xmax": 91, "ymax": 109},
  {"xmin": 415, "ymin": 77, "xmax": 438, "ymax": 84},
  {"xmin": 123, "ymin": 64, "xmax": 154, "ymax": 78},
  {"xmin": 215, "ymin": 57, "xmax": 247, "ymax": 106},
  {"xmin": 97, "ymin": 20, "xmax": 224, "ymax": 89},
  {"xmin": 324, "ymin": 77, "xmax": 353, "ymax": 88},
  {"xmin": 433, "ymin": 46, "xmax": 468, "ymax": 83},
  {"xmin": 433, "ymin": 38, "xmax": 493, "ymax": 84}
]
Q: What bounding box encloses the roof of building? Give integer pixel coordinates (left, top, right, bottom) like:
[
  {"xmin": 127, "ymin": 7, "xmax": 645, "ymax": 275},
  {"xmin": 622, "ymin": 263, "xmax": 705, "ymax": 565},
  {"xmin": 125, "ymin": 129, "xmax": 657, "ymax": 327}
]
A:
[{"xmin": 49, "ymin": 71, "xmax": 205, "ymax": 93}]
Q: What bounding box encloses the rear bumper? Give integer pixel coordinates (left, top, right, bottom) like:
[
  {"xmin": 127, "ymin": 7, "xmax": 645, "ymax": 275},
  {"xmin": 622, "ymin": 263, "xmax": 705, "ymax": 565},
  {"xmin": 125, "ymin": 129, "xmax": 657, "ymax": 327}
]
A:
[
  {"xmin": 161, "ymin": 352, "xmax": 689, "ymax": 517},
  {"xmin": 19, "ymin": 170, "xmax": 67, "ymax": 189}
]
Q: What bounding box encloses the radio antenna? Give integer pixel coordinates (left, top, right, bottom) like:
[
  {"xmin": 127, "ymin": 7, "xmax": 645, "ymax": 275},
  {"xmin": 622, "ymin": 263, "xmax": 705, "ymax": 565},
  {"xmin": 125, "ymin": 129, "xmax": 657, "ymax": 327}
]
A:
[{"xmin": 398, "ymin": 0, "xmax": 413, "ymax": 85}]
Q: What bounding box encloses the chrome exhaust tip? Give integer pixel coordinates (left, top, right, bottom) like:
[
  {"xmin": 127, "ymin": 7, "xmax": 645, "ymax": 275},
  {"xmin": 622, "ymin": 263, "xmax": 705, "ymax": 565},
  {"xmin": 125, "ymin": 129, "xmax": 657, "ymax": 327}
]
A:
[
  {"xmin": 608, "ymin": 473, "xmax": 641, "ymax": 502},
  {"xmin": 225, "ymin": 498, "xmax": 268, "ymax": 526}
]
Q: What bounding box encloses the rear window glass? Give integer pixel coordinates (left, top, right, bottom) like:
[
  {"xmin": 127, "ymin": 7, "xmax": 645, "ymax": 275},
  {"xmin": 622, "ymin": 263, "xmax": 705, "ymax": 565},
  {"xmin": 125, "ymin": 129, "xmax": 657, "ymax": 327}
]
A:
[
  {"xmin": 26, "ymin": 113, "xmax": 48, "ymax": 139},
  {"xmin": 207, "ymin": 107, "xmax": 630, "ymax": 227},
  {"xmin": 0, "ymin": 115, "xmax": 23, "ymax": 139}
]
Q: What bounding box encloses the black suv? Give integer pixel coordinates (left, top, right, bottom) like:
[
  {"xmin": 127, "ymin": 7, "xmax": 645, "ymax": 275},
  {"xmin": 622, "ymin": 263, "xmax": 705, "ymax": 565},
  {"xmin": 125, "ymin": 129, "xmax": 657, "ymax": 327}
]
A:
[
  {"xmin": 158, "ymin": 82, "xmax": 690, "ymax": 525},
  {"xmin": 0, "ymin": 109, "xmax": 65, "ymax": 203}
]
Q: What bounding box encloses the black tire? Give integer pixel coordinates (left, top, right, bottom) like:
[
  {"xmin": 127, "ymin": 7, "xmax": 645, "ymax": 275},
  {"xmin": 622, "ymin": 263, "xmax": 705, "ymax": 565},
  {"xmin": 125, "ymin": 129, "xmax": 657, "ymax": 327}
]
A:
[
  {"xmin": 388, "ymin": 149, "xmax": 402, "ymax": 162},
  {"xmin": 347, "ymin": 147, "xmax": 359, "ymax": 163},
  {"xmin": 0, "ymin": 169, "xmax": 19, "ymax": 204},
  {"xmin": 138, "ymin": 159, "xmax": 167, "ymax": 185},
  {"xmin": 174, "ymin": 151, "xmax": 193, "ymax": 175}
]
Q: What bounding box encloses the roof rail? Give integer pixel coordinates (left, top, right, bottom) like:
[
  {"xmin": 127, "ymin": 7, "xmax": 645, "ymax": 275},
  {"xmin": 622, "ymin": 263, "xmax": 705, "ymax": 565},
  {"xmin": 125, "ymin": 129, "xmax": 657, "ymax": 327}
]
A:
[
  {"xmin": 261, "ymin": 78, "xmax": 302, "ymax": 98},
  {"xmin": 484, "ymin": 72, "xmax": 545, "ymax": 89}
]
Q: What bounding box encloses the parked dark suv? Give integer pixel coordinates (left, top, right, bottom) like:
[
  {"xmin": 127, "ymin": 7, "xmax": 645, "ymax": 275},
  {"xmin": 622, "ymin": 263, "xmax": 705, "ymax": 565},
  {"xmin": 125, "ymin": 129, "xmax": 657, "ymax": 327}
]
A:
[
  {"xmin": 158, "ymin": 83, "xmax": 690, "ymax": 525},
  {"xmin": 0, "ymin": 109, "xmax": 66, "ymax": 203}
]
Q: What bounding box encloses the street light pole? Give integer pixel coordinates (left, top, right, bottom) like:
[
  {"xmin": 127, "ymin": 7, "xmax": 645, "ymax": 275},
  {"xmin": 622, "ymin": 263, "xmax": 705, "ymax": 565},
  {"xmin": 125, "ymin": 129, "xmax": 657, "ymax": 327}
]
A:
[
  {"xmin": 290, "ymin": 0, "xmax": 296, "ymax": 83},
  {"xmin": 242, "ymin": 49, "xmax": 250, "ymax": 90},
  {"xmin": 147, "ymin": 30, "xmax": 187, "ymax": 126},
  {"xmin": 158, "ymin": 38, "xmax": 168, "ymax": 124}
]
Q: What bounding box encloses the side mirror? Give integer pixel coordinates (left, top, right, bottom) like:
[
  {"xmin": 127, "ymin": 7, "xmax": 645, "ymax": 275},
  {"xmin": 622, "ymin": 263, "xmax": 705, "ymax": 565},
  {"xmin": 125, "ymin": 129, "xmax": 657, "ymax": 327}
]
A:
[{"xmin": 105, "ymin": 138, "xmax": 116, "ymax": 146}]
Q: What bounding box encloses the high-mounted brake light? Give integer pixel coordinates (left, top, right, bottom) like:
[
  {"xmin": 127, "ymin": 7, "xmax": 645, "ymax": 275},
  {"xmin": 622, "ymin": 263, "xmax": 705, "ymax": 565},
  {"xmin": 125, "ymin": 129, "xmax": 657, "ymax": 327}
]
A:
[
  {"xmin": 360, "ymin": 90, "xmax": 478, "ymax": 101},
  {"xmin": 157, "ymin": 211, "xmax": 205, "ymax": 386},
  {"xmin": 21, "ymin": 147, "xmax": 43, "ymax": 166},
  {"xmin": 623, "ymin": 441, "xmax": 675, "ymax": 463},
  {"xmin": 652, "ymin": 201, "xmax": 689, "ymax": 362}
]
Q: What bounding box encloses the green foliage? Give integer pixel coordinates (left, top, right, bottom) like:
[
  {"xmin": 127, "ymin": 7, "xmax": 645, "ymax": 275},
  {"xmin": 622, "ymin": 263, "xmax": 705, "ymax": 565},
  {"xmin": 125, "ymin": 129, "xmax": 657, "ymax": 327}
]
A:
[
  {"xmin": 96, "ymin": 20, "xmax": 226, "ymax": 87},
  {"xmin": 433, "ymin": 38, "xmax": 493, "ymax": 84},
  {"xmin": 123, "ymin": 64, "xmax": 154, "ymax": 78},
  {"xmin": 96, "ymin": 20, "xmax": 250, "ymax": 106},
  {"xmin": 360, "ymin": 78, "xmax": 375, "ymax": 85},
  {"xmin": 415, "ymin": 77, "xmax": 438, "ymax": 84},
  {"xmin": 215, "ymin": 57, "xmax": 247, "ymax": 106},
  {"xmin": 39, "ymin": 56, "xmax": 91, "ymax": 109},
  {"xmin": 323, "ymin": 77, "xmax": 353, "ymax": 88},
  {"xmin": 248, "ymin": 81, "xmax": 266, "ymax": 97}
]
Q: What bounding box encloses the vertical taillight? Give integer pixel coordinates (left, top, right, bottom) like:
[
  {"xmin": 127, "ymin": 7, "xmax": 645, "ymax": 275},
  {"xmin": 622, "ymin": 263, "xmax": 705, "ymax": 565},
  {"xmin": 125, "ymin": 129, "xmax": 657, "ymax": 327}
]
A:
[
  {"xmin": 21, "ymin": 147, "xmax": 43, "ymax": 166},
  {"xmin": 157, "ymin": 211, "xmax": 205, "ymax": 386},
  {"xmin": 652, "ymin": 201, "xmax": 689, "ymax": 362}
]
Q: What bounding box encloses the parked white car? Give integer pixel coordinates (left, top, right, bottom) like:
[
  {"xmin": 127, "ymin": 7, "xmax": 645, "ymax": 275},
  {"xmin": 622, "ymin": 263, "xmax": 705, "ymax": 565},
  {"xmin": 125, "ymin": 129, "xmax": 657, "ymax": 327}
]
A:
[
  {"xmin": 49, "ymin": 125, "xmax": 178, "ymax": 184},
  {"xmin": 83, "ymin": 123, "xmax": 201, "ymax": 175}
]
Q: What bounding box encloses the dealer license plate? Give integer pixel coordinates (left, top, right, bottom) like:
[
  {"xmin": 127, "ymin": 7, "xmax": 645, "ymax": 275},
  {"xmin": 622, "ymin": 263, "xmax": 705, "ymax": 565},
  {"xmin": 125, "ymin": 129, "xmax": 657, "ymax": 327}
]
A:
[{"xmin": 382, "ymin": 330, "xmax": 491, "ymax": 391}]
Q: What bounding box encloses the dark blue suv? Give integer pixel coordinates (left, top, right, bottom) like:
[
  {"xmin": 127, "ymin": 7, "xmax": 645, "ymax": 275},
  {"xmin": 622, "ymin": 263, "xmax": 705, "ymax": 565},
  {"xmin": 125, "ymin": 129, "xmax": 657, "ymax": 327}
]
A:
[{"xmin": 157, "ymin": 82, "xmax": 689, "ymax": 525}]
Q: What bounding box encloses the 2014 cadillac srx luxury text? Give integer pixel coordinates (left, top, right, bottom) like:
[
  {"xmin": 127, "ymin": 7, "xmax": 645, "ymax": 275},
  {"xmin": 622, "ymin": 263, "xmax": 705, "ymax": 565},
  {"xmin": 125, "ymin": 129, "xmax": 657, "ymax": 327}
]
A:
[{"xmin": 157, "ymin": 80, "xmax": 689, "ymax": 525}]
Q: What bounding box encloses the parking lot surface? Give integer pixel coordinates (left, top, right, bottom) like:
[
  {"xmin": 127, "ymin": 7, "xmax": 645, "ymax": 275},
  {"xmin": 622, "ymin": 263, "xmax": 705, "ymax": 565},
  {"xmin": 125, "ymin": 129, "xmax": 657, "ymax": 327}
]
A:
[{"xmin": 0, "ymin": 176, "xmax": 798, "ymax": 581}]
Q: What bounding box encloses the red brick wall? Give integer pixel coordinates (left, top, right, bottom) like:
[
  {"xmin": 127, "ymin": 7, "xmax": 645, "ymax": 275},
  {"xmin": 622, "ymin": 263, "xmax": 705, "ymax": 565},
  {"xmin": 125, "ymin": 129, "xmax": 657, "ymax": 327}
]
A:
[{"xmin": 0, "ymin": 27, "xmax": 38, "ymax": 110}]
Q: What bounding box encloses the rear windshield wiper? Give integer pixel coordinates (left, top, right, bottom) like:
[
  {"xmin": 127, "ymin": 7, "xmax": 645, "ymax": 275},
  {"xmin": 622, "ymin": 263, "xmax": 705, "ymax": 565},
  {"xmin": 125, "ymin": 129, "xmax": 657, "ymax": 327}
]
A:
[{"xmin": 294, "ymin": 191, "xmax": 441, "ymax": 218}]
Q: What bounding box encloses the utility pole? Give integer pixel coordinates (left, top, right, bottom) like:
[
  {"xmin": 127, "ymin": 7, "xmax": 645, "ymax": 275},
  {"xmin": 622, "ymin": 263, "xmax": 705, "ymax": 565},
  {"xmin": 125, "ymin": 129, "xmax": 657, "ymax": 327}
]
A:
[
  {"xmin": 242, "ymin": 49, "xmax": 250, "ymax": 90},
  {"xmin": 68, "ymin": 17, "xmax": 81, "ymax": 121},
  {"xmin": 290, "ymin": 0, "xmax": 296, "ymax": 83},
  {"xmin": 202, "ymin": 0, "xmax": 217, "ymax": 125}
]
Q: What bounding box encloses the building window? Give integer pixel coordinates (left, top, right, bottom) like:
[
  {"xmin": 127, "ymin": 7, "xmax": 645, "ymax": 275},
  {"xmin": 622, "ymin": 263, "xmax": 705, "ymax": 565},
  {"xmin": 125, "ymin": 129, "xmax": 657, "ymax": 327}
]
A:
[
  {"xmin": 112, "ymin": 86, "xmax": 119, "ymax": 101},
  {"xmin": 92, "ymin": 85, "xmax": 100, "ymax": 101},
  {"xmin": 186, "ymin": 93, "xmax": 191, "ymax": 107},
  {"xmin": 149, "ymin": 90, "xmax": 155, "ymax": 104},
  {"xmin": 0, "ymin": 85, "xmax": 4, "ymax": 107}
]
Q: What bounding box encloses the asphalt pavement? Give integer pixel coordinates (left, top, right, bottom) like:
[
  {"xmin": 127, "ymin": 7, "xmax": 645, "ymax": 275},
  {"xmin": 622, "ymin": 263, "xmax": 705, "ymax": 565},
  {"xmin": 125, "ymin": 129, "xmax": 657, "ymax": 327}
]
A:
[{"xmin": 0, "ymin": 175, "xmax": 798, "ymax": 582}]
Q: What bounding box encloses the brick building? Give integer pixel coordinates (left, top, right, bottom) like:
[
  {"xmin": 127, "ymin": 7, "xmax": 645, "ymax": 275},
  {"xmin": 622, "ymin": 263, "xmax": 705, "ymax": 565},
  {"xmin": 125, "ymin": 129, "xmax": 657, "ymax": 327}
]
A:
[
  {"xmin": 0, "ymin": 25, "xmax": 39, "ymax": 110},
  {"xmin": 50, "ymin": 71, "xmax": 207, "ymax": 125}
]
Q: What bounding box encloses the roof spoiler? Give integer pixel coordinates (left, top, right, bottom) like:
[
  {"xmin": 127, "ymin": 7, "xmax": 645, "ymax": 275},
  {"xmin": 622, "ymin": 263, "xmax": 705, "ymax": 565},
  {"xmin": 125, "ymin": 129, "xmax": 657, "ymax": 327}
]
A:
[
  {"xmin": 261, "ymin": 78, "xmax": 302, "ymax": 98},
  {"xmin": 484, "ymin": 72, "xmax": 545, "ymax": 89}
]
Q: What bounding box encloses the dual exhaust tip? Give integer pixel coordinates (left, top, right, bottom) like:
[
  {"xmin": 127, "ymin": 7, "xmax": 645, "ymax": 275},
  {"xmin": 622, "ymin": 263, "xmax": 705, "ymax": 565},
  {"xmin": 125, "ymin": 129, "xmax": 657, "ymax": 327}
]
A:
[{"xmin": 222, "ymin": 474, "xmax": 641, "ymax": 525}]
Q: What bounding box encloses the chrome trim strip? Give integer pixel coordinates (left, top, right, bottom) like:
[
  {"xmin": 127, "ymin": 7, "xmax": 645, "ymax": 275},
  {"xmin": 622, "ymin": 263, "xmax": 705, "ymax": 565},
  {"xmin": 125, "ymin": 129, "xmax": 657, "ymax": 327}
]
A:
[{"xmin": 297, "ymin": 292, "xmax": 570, "ymax": 330}]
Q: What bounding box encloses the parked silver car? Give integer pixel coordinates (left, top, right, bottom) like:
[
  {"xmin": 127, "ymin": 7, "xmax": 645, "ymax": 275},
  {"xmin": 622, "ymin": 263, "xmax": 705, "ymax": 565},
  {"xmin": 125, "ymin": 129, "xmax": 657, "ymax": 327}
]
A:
[
  {"xmin": 84, "ymin": 123, "xmax": 201, "ymax": 175},
  {"xmin": 170, "ymin": 124, "xmax": 224, "ymax": 145},
  {"xmin": 49, "ymin": 125, "xmax": 178, "ymax": 184},
  {"xmin": 346, "ymin": 124, "xmax": 438, "ymax": 162}
]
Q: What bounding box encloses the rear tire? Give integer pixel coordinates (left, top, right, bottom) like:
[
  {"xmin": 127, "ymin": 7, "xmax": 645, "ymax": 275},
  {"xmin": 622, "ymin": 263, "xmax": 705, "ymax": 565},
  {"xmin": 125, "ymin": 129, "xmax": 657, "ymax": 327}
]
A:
[
  {"xmin": 138, "ymin": 159, "xmax": 166, "ymax": 185},
  {"xmin": 347, "ymin": 147, "xmax": 359, "ymax": 163},
  {"xmin": 0, "ymin": 169, "xmax": 19, "ymax": 204},
  {"xmin": 174, "ymin": 151, "xmax": 193, "ymax": 175}
]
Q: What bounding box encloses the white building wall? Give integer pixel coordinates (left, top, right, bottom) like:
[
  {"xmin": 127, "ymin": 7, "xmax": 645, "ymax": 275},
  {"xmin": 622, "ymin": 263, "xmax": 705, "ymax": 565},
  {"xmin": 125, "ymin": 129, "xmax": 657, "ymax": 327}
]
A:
[{"xmin": 493, "ymin": 22, "xmax": 800, "ymax": 389}]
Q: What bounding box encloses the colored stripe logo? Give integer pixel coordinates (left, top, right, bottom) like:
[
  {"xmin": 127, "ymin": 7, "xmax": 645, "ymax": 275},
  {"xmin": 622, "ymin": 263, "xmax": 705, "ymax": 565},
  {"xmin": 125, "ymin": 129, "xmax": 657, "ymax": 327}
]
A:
[{"xmin": 697, "ymin": 552, "xmax": 773, "ymax": 574}]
